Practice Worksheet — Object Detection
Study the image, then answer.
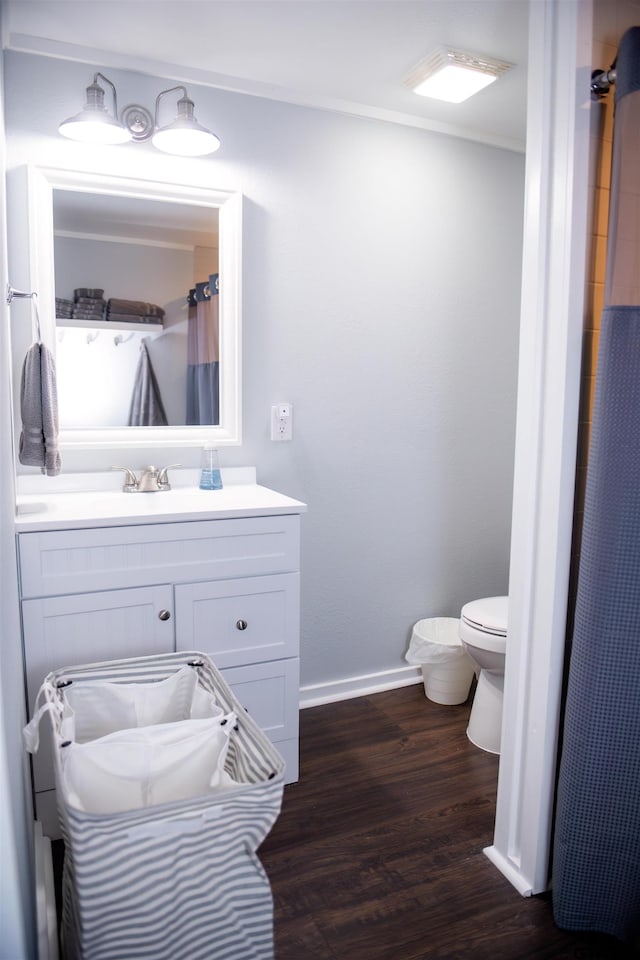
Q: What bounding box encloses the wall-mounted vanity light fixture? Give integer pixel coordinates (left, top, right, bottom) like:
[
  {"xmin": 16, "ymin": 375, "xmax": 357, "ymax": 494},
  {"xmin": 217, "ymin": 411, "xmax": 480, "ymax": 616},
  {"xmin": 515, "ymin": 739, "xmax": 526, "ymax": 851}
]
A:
[
  {"xmin": 59, "ymin": 73, "xmax": 221, "ymax": 156},
  {"xmin": 404, "ymin": 48, "xmax": 512, "ymax": 103}
]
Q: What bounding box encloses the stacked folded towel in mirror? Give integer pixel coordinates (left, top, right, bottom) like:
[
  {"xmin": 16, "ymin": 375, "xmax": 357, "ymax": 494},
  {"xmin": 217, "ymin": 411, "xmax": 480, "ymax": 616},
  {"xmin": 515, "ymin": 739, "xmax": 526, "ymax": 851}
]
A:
[
  {"xmin": 55, "ymin": 289, "xmax": 166, "ymax": 324},
  {"xmin": 71, "ymin": 288, "xmax": 106, "ymax": 321},
  {"xmin": 106, "ymin": 299, "xmax": 166, "ymax": 324},
  {"xmin": 55, "ymin": 298, "xmax": 74, "ymax": 319}
]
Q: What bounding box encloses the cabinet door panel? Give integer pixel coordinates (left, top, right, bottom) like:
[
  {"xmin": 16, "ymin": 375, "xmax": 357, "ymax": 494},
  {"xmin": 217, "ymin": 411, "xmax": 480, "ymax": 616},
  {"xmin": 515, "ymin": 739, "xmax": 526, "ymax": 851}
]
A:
[
  {"xmin": 221, "ymin": 658, "xmax": 299, "ymax": 746},
  {"xmin": 175, "ymin": 573, "xmax": 299, "ymax": 668},
  {"xmin": 23, "ymin": 585, "xmax": 174, "ymax": 794}
]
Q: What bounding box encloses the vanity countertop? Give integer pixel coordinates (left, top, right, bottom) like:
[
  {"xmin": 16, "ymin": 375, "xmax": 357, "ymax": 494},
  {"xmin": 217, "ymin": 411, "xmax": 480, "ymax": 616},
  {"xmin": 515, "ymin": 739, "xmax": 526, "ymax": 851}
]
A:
[{"xmin": 15, "ymin": 471, "xmax": 307, "ymax": 532}]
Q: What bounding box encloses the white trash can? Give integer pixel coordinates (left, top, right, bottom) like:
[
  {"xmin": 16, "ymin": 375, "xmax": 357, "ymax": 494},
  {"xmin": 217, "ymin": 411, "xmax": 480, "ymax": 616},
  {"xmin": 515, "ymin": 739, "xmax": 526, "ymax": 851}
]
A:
[{"xmin": 406, "ymin": 617, "xmax": 475, "ymax": 705}]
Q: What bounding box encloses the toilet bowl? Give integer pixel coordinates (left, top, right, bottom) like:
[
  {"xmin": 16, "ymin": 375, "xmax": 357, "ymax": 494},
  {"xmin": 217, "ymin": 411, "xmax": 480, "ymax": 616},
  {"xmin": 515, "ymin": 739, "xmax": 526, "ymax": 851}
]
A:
[{"xmin": 459, "ymin": 596, "xmax": 508, "ymax": 755}]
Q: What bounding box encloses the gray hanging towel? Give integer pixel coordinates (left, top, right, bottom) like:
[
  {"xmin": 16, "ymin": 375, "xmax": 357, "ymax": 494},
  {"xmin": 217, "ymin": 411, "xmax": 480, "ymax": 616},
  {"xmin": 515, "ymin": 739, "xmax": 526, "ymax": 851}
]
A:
[
  {"xmin": 128, "ymin": 340, "xmax": 168, "ymax": 427},
  {"xmin": 19, "ymin": 342, "xmax": 62, "ymax": 476}
]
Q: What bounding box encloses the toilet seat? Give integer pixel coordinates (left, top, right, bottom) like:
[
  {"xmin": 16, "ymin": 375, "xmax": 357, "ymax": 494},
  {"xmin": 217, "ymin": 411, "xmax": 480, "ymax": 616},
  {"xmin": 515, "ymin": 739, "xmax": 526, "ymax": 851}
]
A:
[
  {"xmin": 461, "ymin": 596, "xmax": 508, "ymax": 635},
  {"xmin": 459, "ymin": 596, "xmax": 508, "ymax": 656}
]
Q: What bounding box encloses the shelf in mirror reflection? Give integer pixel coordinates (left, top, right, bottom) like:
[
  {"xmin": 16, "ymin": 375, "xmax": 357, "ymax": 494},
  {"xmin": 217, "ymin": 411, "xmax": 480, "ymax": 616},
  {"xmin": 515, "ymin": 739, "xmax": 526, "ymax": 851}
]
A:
[{"xmin": 57, "ymin": 318, "xmax": 164, "ymax": 331}]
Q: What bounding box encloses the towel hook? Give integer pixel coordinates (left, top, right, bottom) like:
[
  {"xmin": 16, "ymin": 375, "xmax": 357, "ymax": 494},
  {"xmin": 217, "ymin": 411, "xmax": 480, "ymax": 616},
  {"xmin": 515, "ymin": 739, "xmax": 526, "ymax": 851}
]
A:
[
  {"xmin": 6, "ymin": 282, "xmax": 37, "ymax": 304},
  {"xmin": 86, "ymin": 330, "xmax": 100, "ymax": 345},
  {"xmin": 114, "ymin": 332, "xmax": 135, "ymax": 346},
  {"xmin": 9, "ymin": 287, "xmax": 42, "ymax": 342},
  {"xmin": 6, "ymin": 283, "xmax": 41, "ymax": 340}
]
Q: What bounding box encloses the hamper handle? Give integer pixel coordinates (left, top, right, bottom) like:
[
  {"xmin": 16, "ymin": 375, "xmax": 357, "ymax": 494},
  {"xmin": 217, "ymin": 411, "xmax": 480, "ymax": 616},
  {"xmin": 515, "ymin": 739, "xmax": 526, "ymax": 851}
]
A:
[
  {"xmin": 23, "ymin": 677, "xmax": 66, "ymax": 754},
  {"xmin": 125, "ymin": 805, "xmax": 225, "ymax": 841},
  {"xmin": 23, "ymin": 699, "xmax": 61, "ymax": 754}
]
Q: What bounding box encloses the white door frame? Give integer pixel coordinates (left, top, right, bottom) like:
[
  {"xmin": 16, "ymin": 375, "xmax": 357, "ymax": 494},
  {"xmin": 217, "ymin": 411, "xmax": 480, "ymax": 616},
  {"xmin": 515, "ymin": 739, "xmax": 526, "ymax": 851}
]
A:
[{"xmin": 485, "ymin": 0, "xmax": 594, "ymax": 896}]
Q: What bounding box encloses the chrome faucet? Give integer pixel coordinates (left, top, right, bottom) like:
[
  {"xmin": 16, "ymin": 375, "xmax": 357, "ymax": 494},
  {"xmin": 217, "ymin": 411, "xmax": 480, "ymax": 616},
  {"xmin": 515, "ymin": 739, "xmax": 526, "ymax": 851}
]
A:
[
  {"xmin": 138, "ymin": 466, "xmax": 161, "ymax": 492},
  {"xmin": 112, "ymin": 464, "xmax": 181, "ymax": 493}
]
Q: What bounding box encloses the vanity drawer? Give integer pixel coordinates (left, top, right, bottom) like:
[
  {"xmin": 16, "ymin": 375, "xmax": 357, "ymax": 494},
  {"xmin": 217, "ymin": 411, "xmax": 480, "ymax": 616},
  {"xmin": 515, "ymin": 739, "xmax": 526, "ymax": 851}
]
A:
[
  {"xmin": 18, "ymin": 515, "xmax": 300, "ymax": 598},
  {"xmin": 221, "ymin": 658, "xmax": 300, "ymax": 781},
  {"xmin": 175, "ymin": 573, "xmax": 299, "ymax": 668}
]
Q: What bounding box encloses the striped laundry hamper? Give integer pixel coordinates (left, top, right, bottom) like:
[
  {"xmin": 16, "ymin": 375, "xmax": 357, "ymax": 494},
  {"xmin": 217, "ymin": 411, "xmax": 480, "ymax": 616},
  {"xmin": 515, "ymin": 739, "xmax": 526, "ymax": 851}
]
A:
[{"xmin": 24, "ymin": 651, "xmax": 285, "ymax": 960}]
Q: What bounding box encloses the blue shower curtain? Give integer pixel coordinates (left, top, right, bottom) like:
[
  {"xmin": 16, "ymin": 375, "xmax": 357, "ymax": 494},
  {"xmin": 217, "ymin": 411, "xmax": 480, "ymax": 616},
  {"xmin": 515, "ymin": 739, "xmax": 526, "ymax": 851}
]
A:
[
  {"xmin": 186, "ymin": 274, "xmax": 219, "ymax": 425},
  {"xmin": 552, "ymin": 27, "xmax": 640, "ymax": 948}
]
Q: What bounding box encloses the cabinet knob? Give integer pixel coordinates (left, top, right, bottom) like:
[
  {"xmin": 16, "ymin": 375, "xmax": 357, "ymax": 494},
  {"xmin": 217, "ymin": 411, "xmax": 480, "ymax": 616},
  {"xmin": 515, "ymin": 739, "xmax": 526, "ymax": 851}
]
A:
[
  {"xmin": 158, "ymin": 609, "xmax": 171, "ymax": 621},
  {"xmin": 236, "ymin": 619, "xmax": 248, "ymax": 631}
]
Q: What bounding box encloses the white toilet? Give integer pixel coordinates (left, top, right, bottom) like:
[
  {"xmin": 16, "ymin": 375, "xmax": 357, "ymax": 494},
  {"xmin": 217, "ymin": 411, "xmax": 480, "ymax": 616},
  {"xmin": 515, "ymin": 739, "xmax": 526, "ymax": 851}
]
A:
[{"xmin": 458, "ymin": 596, "xmax": 508, "ymax": 755}]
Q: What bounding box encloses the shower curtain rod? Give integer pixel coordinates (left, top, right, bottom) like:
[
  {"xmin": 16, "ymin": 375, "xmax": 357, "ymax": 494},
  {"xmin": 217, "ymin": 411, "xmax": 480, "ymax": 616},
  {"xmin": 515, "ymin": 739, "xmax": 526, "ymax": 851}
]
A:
[{"xmin": 591, "ymin": 65, "xmax": 617, "ymax": 99}]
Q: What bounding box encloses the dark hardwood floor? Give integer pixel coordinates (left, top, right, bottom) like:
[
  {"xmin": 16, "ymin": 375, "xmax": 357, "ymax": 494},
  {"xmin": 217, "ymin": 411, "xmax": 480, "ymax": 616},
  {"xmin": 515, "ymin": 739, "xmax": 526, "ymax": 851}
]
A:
[{"xmin": 260, "ymin": 684, "xmax": 638, "ymax": 960}]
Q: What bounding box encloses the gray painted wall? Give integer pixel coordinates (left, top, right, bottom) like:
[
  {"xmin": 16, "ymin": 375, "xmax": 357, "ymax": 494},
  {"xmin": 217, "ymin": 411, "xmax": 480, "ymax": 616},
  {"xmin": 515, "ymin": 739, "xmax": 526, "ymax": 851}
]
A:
[{"xmin": 4, "ymin": 51, "xmax": 523, "ymax": 695}]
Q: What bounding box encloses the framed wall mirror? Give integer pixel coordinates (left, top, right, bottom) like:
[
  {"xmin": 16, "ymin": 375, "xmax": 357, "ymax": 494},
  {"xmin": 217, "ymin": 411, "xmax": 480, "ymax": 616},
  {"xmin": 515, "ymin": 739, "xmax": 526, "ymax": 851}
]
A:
[{"xmin": 9, "ymin": 166, "xmax": 242, "ymax": 451}]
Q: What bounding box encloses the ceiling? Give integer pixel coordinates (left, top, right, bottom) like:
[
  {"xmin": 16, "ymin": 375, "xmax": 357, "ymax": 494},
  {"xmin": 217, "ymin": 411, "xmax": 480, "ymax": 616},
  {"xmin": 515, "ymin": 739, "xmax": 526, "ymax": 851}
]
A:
[
  {"xmin": 3, "ymin": 0, "xmax": 529, "ymax": 152},
  {"xmin": 52, "ymin": 190, "xmax": 219, "ymax": 247}
]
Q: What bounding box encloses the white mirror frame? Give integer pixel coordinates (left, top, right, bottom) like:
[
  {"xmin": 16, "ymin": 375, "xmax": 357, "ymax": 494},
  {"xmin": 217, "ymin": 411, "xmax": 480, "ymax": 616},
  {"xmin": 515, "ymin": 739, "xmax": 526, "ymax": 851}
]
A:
[{"xmin": 20, "ymin": 165, "xmax": 242, "ymax": 450}]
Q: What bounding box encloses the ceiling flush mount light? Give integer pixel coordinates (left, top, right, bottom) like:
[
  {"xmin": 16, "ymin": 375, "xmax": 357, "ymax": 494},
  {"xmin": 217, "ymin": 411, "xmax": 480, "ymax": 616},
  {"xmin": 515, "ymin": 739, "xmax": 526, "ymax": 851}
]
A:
[
  {"xmin": 404, "ymin": 48, "xmax": 512, "ymax": 103},
  {"xmin": 59, "ymin": 74, "xmax": 220, "ymax": 156}
]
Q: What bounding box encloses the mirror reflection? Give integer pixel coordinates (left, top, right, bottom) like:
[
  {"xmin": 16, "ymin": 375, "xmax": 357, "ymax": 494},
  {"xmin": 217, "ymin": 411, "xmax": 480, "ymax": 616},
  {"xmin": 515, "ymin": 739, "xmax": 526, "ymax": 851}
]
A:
[{"xmin": 53, "ymin": 190, "xmax": 220, "ymax": 429}]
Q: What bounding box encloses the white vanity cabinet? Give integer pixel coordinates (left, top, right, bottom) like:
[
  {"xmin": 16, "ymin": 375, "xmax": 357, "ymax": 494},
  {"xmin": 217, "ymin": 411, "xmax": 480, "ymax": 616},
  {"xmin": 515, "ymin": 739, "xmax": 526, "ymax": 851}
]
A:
[{"xmin": 17, "ymin": 506, "xmax": 303, "ymax": 838}]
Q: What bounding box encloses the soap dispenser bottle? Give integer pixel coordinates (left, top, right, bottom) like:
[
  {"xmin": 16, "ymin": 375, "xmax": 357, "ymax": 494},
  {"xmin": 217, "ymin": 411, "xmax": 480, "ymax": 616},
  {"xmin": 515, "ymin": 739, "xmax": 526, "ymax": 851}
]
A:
[{"xmin": 199, "ymin": 443, "xmax": 223, "ymax": 490}]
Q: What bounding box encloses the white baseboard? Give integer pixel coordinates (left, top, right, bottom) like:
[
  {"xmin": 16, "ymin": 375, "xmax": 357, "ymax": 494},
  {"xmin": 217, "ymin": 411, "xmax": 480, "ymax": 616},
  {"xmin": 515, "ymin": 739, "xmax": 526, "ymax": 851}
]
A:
[{"xmin": 300, "ymin": 664, "xmax": 423, "ymax": 708}]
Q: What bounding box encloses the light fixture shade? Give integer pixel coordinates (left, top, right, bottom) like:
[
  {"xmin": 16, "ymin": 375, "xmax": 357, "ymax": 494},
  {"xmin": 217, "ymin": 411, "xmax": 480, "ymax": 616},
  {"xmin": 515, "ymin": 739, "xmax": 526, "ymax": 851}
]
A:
[
  {"xmin": 152, "ymin": 88, "xmax": 220, "ymax": 157},
  {"xmin": 58, "ymin": 74, "xmax": 131, "ymax": 144},
  {"xmin": 404, "ymin": 48, "xmax": 512, "ymax": 103},
  {"xmin": 59, "ymin": 112, "xmax": 132, "ymax": 145}
]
